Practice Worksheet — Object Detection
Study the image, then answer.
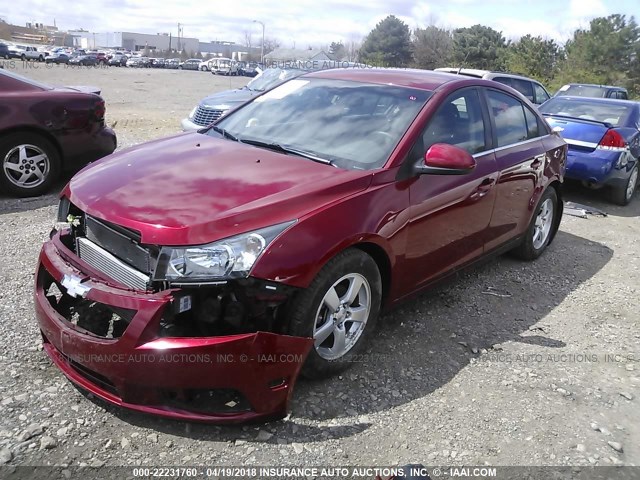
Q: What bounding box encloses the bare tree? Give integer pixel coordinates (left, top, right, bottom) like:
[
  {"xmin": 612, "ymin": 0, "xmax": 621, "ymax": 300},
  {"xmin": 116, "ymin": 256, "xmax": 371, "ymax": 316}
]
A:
[
  {"xmin": 346, "ymin": 34, "xmax": 362, "ymax": 62},
  {"xmin": 262, "ymin": 37, "xmax": 281, "ymax": 55},
  {"xmin": 243, "ymin": 31, "xmax": 253, "ymax": 49}
]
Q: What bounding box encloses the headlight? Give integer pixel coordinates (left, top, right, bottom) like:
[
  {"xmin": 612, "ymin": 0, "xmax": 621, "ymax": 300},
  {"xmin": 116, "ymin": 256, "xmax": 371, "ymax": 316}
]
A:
[
  {"xmin": 156, "ymin": 221, "xmax": 295, "ymax": 283},
  {"xmin": 188, "ymin": 106, "xmax": 197, "ymax": 119}
]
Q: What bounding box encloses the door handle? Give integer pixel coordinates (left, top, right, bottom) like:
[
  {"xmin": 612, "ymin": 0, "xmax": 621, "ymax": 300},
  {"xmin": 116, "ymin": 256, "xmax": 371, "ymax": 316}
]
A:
[
  {"xmin": 469, "ymin": 177, "xmax": 496, "ymax": 201},
  {"xmin": 477, "ymin": 177, "xmax": 496, "ymax": 191}
]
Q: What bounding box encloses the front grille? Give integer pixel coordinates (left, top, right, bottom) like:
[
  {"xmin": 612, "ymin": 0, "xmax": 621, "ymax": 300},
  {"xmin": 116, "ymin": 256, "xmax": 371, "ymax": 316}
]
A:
[
  {"xmin": 40, "ymin": 269, "xmax": 136, "ymax": 339},
  {"xmin": 77, "ymin": 237, "xmax": 150, "ymax": 291},
  {"xmin": 85, "ymin": 216, "xmax": 150, "ymax": 273},
  {"xmin": 193, "ymin": 105, "xmax": 224, "ymax": 126}
]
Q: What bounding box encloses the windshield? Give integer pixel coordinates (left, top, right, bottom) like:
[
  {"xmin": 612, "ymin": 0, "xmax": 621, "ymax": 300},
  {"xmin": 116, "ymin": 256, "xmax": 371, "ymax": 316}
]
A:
[
  {"xmin": 556, "ymin": 85, "xmax": 609, "ymax": 98},
  {"xmin": 540, "ymin": 98, "xmax": 631, "ymax": 127},
  {"xmin": 211, "ymin": 78, "xmax": 431, "ymax": 170},
  {"xmin": 247, "ymin": 68, "xmax": 306, "ymax": 92}
]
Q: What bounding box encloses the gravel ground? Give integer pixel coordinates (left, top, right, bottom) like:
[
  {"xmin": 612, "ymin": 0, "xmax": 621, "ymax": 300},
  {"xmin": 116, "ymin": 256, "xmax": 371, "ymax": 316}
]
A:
[{"xmin": 0, "ymin": 64, "xmax": 638, "ymax": 473}]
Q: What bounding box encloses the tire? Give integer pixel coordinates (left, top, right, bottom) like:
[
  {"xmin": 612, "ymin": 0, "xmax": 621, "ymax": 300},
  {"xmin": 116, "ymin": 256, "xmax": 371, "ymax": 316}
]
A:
[
  {"xmin": 0, "ymin": 133, "xmax": 60, "ymax": 197},
  {"xmin": 38, "ymin": 55, "xmax": 44, "ymax": 62},
  {"xmin": 610, "ymin": 165, "xmax": 638, "ymax": 206},
  {"xmin": 21, "ymin": 54, "xmax": 26, "ymax": 61},
  {"xmin": 286, "ymin": 249, "xmax": 382, "ymax": 379},
  {"xmin": 511, "ymin": 187, "xmax": 558, "ymax": 261}
]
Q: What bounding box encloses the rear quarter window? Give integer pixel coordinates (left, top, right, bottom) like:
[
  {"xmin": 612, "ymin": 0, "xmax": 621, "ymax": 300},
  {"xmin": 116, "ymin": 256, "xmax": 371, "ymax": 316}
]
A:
[{"xmin": 533, "ymin": 83, "xmax": 550, "ymax": 104}]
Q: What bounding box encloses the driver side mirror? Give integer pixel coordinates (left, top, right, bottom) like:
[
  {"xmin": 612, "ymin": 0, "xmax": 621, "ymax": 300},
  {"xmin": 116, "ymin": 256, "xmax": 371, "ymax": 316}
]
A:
[{"xmin": 413, "ymin": 143, "xmax": 476, "ymax": 175}]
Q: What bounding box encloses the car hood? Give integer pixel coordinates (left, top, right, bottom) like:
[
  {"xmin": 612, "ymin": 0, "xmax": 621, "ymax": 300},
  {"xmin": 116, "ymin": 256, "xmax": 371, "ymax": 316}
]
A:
[
  {"xmin": 200, "ymin": 88, "xmax": 258, "ymax": 108},
  {"xmin": 66, "ymin": 133, "xmax": 372, "ymax": 246}
]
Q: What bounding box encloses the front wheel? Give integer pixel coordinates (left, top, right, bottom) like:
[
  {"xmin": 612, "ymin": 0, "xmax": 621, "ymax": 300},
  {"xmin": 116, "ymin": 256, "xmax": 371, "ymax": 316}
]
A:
[
  {"xmin": 286, "ymin": 249, "xmax": 382, "ymax": 379},
  {"xmin": 611, "ymin": 165, "xmax": 638, "ymax": 206},
  {"xmin": 511, "ymin": 187, "xmax": 558, "ymax": 261},
  {"xmin": 0, "ymin": 133, "xmax": 60, "ymax": 197}
]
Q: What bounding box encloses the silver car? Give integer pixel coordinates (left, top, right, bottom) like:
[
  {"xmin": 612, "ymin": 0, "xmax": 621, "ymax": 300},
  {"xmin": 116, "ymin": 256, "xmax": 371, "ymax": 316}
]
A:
[{"xmin": 181, "ymin": 67, "xmax": 308, "ymax": 131}]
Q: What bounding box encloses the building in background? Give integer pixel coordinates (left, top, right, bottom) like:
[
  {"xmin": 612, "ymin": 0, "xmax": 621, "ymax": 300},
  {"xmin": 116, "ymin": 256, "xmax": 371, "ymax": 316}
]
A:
[
  {"xmin": 264, "ymin": 48, "xmax": 332, "ymax": 64},
  {"xmin": 199, "ymin": 40, "xmax": 261, "ymax": 60},
  {"xmin": 69, "ymin": 31, "xmax": 199, "ymax": 53}
]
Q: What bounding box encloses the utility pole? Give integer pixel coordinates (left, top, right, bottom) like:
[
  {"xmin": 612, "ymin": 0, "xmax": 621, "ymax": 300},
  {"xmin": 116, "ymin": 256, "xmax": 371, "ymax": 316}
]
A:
[
  {"xmin": 177, "ymin": 23, "xmax": 181, "ymax": 53},
  {"xmin": 253, "ymin": 20, "xmax": 265, "ymax": 64}
]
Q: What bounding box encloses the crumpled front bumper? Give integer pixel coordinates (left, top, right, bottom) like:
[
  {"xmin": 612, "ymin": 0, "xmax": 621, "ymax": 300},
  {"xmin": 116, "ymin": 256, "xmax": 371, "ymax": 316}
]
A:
[{"xmin": 34, "ymin": 235, "xmax": 313, "ymax": 424}]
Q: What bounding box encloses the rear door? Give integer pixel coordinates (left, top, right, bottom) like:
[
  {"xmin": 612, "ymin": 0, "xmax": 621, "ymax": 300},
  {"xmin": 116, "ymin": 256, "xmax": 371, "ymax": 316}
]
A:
[{"xmin": 483, "ymin": 88, "xmax": 550, "ymax": 251}]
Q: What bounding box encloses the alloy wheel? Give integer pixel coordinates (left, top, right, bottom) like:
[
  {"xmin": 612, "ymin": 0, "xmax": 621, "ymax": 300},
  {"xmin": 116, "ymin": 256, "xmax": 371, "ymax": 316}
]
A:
[
  {"xmin": 532, "ymin": 198, "xmax": 553, "ymax": 250},
  {"xmin": 626, "ymin": 168, "xmax": 638, "ymax": 202},
  {"xmin": 313, "ymin": 273, "xmax": 371, "ymax": 360},
  {"xmin": 3, "ymin": 144, "xmax": 50, "ymax": 189}
]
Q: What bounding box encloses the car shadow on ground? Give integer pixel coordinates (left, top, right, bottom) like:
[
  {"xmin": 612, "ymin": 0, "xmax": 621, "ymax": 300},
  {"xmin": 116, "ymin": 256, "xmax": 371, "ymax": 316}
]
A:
[
  {"xmin": 0, "ymin": 177, "xmax": 71, "ymax": 215},
  {"xmin": 561, "ymin": 180, "xmax": 640, "ymax": 218},
  {"xmin": 84, "ymin": 230, "xmax": 612, "ymax": 444}
]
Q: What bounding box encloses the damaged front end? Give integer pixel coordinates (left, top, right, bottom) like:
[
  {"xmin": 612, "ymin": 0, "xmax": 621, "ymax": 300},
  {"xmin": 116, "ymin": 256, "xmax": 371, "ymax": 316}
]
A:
[{"xmin": 34, "ymin": 201, "xmax": 313, "ymax": 423}]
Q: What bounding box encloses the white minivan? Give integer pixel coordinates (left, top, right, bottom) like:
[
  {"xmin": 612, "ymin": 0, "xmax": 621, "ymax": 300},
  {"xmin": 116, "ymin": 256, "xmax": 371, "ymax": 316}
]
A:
[{"xmin": 210, "ymin": 57, "xmax": 238, "ymax": 75}]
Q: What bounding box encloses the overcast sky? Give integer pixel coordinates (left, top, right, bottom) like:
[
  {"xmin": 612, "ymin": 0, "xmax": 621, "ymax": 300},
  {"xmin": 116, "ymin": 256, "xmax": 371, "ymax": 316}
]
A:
[{"xmin": 3, "ymin": 0, "xmax": 637, "ymax": 47}]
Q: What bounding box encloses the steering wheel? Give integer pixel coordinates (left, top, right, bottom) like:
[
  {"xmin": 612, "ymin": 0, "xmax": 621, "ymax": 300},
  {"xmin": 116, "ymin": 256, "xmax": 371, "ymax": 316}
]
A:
[{"xmin": 371, "ymin": 131, "xmax": 395, "ymax": 143}]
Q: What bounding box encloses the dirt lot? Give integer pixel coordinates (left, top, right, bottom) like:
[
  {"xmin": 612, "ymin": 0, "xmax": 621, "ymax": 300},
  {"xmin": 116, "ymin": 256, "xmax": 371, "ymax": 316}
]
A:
[{"xmin": 0, "ymin": 64, "xmax": 638, "ymax": 474}]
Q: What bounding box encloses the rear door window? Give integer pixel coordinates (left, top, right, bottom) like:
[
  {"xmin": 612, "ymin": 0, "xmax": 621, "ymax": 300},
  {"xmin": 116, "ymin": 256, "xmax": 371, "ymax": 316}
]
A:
[
  {"xmin": 486, "ymin": 89, "xmax": 529, "ymax": 147},
  {"xmin": 509, "ymin": 79, "xmax": 534, "ymax": 102}
]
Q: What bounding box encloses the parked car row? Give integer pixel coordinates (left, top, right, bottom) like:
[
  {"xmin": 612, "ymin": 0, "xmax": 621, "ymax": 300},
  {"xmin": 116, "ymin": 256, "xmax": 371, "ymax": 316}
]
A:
[{"xmin": 0, "ymin": 41, "xmax": 257, "ymax": 73}]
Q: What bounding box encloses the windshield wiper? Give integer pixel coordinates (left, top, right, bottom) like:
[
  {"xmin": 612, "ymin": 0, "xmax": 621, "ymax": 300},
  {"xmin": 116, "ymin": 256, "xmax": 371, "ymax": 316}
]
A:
[
  {"xmin": 239, "ymin": 138, "xmax": 335, "ymax": 166},
  {"xmin": 210, "ymin": 125, "xmax": 239, "ymax": 142}
]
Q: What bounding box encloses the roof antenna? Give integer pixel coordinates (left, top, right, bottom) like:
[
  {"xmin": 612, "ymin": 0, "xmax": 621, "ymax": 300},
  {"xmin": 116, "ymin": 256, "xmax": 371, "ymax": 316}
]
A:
[{"xmin": 456, "ymin": 52, "xmax": 470, "ymax": 75}]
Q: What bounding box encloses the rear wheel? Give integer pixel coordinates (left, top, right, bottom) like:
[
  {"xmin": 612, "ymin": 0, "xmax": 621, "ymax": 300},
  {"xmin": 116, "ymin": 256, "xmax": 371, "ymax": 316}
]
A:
[
  {"xmin": 512, "ymin": 187, "xmax": 558, "ymax": 261},
  {"xmin": 286, "ymin": 249, "xmax": 382, "ymax": 379},
  {"xmin": 611, "ymin": 165, "xmax": 638, "ymax": 206},
  {"xmin": 0, "ymin": 133, "xmax": 60, "ymax": 197}
]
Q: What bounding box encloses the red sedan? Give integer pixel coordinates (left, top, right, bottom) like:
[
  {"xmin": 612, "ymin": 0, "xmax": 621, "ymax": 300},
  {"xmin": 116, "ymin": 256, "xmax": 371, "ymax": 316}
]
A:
[
  {"xmin": 0, "ymin": 68, "xmax": 116, "ymax": 196},
  {"xmin": 34, "ymin": 68, "xmax": 566, "ymax": 423}
]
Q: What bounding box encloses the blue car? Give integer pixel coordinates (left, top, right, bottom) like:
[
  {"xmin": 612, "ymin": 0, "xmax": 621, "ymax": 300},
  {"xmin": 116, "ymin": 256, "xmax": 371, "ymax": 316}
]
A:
[{"xmin": 540, "ymin": 96, "xmax": 639, "ymax": 205}]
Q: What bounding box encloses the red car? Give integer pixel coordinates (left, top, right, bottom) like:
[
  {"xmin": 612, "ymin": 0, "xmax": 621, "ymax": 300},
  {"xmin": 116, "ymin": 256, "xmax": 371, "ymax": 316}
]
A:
[
  {"xmin": 34, "ymin": 69, "xmax": 566, "ymax": 423},
  {"xmin": 0, "ymin": 69, "xmax": 116, "ymax": 196}
]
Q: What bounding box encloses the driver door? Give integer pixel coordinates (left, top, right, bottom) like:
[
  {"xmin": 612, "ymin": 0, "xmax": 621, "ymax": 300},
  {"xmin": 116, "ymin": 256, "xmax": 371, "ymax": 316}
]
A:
[{"xmin": 402, "ymin": 87, "xmax": 498, "ymax": 291}]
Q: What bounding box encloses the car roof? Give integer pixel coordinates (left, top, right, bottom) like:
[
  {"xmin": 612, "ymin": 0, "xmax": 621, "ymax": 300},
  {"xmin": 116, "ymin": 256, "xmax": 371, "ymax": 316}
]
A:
[
  {"xmin": 561, "ymin": 83, "xmax": 627, "ymax": 90},
  {"xmin": 434, "ymin": 67, "xmax": 540, "ymax": 83},
  {"xmin": 435, "ymin": 67, "xmax": 490, "ymax": 77},
  {"xmin": 303, "ymin": 68, "xmax": 465, "ymax": 91}
]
